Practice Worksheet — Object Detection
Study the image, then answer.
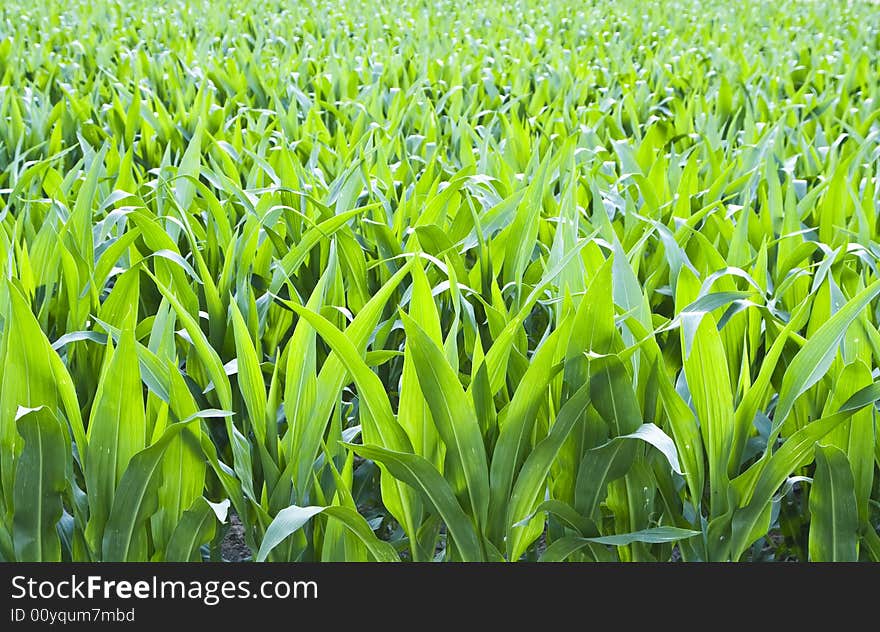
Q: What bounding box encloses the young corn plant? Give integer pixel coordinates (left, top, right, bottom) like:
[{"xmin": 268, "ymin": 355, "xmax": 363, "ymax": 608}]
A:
[{"xmin": 0, "ymin": 0, "xmax": 879, "ymax": 562}]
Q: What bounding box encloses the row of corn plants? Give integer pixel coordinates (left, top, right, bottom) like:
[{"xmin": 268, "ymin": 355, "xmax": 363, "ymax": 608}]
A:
[{"xmin": 1, "ymin": 0, "xmax": 879, "ymax": 561}]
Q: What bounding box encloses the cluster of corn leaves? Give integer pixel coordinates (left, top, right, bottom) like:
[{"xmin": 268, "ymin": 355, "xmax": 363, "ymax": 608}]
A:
[{"xmin": 1, "ymin": 0, "xmax": 880, "ymax": 562}]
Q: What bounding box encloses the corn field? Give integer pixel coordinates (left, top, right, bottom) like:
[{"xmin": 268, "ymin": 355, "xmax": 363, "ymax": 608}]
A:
[{"xmin": 1, "ymin": 0, "xmax": 880, "ymax": 562}]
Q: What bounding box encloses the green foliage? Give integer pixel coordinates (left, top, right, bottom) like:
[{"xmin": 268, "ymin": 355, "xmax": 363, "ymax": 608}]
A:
[{"xmin": 0, "ymin": 0, "xmax": 879, "ymax": 561}]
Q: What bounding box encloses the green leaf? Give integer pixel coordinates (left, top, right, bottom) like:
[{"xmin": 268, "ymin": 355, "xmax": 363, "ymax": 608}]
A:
[
  {"xmin": 147, "ymin": 271, "xmax": 232, "ymax": 410},
  {"xmin": 256, "ymin": 504, "xmax": 399, "ymax": 562},
  {"xmin": 345, "ymin": 443, "xmax": 484, "ymax": 562},
  {"xmin": 401, "ymin": 313, "xmax": 489, "ymax": 531},
  {"xmin": 0, "ymin": 285, "xmax": 84, "ymax": 517},
  {"xmin": 84, "ymin": 325, "xmax": 146, "ymax": 554},
  {"xmin": 487, "ymin": 325, "xmax": 565, "ymax": 545},
  {"xmin": 165, "ymin": 497, "xmax": 226, "ymax": 562},
  {"xmin": 678, "ymin": 272, "xmax": 734, "ymax": 517},
  {"xmin": 589, "ymin": 355, "xmax": 642, "ymax": 436},
  {"xmin": 585, "ymin": 526, "xmax": 701, "ymax": 546},
  {"xmin": 174, "ymin": 125, "xmax": 202, "ymax": 211},
  {"xmin": 230, "ymin": 299, "xmax": 268, "ymax": 447},
  {"xmin": 774, "ymin": 279, "xmax": 880, "ymax": 429},
  {"xmin": 12, "ymin": 407, "xmax": 67, "ymax": 562},
  {"xmin": 506, "ymin": 384, "xmax": 591, "ymax": 559},
  {"xmin": 288, "ymin": 302, "xmax": 419, "ymax": 544},
  {"xmin": 102, "ymin": 418, "xmax": 201, "ymax": 561},
  {"xmin": 730, "ymin": 410, "xmax": 858, "ymax": 560},
  {"xmin": 809, "ymin": 444, "xmax": 858, "ymax": 562},
  {"xmin": 540, "ymin": 527, "xmax": 700, "ymax": 562}
]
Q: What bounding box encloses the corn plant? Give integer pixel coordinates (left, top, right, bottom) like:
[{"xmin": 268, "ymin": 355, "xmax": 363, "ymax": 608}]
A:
[{"xmin": 0, "ymin": 0, "xmax": 879, "ymax": 562}]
